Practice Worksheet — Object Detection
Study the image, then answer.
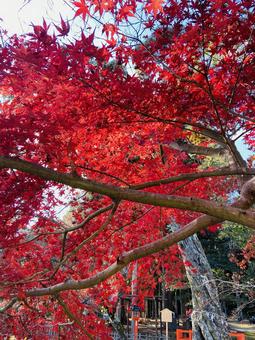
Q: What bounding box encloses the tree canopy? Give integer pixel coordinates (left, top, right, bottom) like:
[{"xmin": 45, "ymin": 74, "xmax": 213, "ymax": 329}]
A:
[{"xmin": 0, "ymin": 0, "xmax": 254, "ymax": 337}]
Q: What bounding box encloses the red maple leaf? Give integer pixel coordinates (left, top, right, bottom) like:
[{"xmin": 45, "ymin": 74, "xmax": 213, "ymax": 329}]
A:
[
  {"xmin": 102, "ymin": 23, "xmax": 117, "ymax": 39},
  {"xmin": 73, "ymin": 0, "xmax": 89, "ymax": 20},
  {"xmin": 146, "ymin": 0, "xmax": 164, "ymax": 15},
  {"xmin": 54, "ymin": 15, "xmax": 70, "ymax": 36},
  {"xmin": 117, "ymin": 5, "xmax": 135, "ymax": 20}
]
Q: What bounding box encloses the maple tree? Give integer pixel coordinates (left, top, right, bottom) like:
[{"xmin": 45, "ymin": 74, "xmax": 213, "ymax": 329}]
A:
[{"xmin": 0, "ymin": 0, "xmax": 255, "ymax": 338}]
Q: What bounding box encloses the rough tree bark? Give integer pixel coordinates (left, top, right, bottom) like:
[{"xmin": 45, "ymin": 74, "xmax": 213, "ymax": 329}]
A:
[{"xmin": 171, "ymin": 225, "xmax": 230, "ymax": 340}]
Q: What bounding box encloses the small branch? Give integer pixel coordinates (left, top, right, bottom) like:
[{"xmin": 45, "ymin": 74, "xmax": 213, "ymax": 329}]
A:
[
  {"xmin": 120, "ymin": 33, "xmax": 210, "ymax": 93},
  {"xmin": 131, "ymin": 167, "xmax": 255, "ymax": 190},
  {"xmin": 230, "ymin": 111, "xmax": 255, "ymax": 125},
  {"xmin": 48, "ymin": 203, "xmax": 119, "ymax": 279},
  {"xmin": 2, "ymin": 204, "xmax": 114, "ymax": 249},
  {"xmin": 60, "ymin": 232, "xmax": 67, "ymax": 262},
  {"xmin": 228, "ymin": 27, "xmax": 254, "ymax": 108},
  {"xmin": 72, "ymin": 164, "xmax": 130, "ymax": 186},
  {"xmin": 97, "ymin": 207, "xmax": 154, "ymax": 248},
  {"xmin": 0, "ymin": 269, "xmax": 49, "ymax": 287},
  {"xmin": 79, "ymin": 78, "xmax": 225, "ymax": 144},
  {"xmin": 200, "ymin": 40, "xmax": 247, "ymax": 168},
  {"xmin": 233, "ymin": 126, "xmax": 255, "ymax": 142},
  {"xmin": 55, "ymin": 295, "xmax": 94, "ymax": 339},
  {"xmin": 0, "ymin": 298, "xmax": 18, "ymax": 313},
  {"xmin": 22, "ymin": 299, "xmax": 40, "ymax": 312},
  {"xmin": 67, "ymin": 202, "xmax": 118, "ymax": 254},
  {"xmin": 101, "ymin": 181, "xmax": 192, "ymax": 245},
  {"xmin": 35, "ymin": 215, "xmax": 68, "ymax": 230}
]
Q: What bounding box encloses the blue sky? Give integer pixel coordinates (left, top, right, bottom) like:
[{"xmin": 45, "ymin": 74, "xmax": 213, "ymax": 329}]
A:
[
  {"xmin": 236, "ymin": 137, "xmax": 253, "ymax": 161},
  {"xmin": 0, "ymin": 0, "xmax": 73, "ymax": 35}
]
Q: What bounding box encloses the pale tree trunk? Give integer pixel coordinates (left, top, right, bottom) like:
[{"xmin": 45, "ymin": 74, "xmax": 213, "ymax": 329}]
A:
[
  {"xmin": 131, "ymin": 261, "xmax": 138, "ymax": 337},
  {"xmin": 171, "ymin": 225, "xmax": 230, "ymax": 340}
]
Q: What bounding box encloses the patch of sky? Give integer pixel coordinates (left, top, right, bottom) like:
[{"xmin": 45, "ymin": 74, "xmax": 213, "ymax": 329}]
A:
[
  {"xmin": 235, "ymin": 137, "xmax": 253, "ymax": 161},
  {"xmin": 0, "ymin": 0, "xmax": 72, "ymax": 35}
]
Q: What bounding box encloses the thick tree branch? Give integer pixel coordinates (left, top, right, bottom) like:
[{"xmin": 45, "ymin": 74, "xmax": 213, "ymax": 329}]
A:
[
  {"xmin": 1, "ymin": 156, "xmax": 255, "ymax": 228},
  {"xmin": 199, "ymin": 128, "xmax": 226, "ymax": 146},
  {"xmin": 26, "ymin": 216, "xmax": 218, "ymax": 296},
  {"xmin": 167, "ymin": 141, "xmax": 225, "ymax": 156},
  {"xmin": 25, "ymin": 176, "xmax": 255, "ymax": 297},
  {"xmin": 168, "ymin": 136, "xmax": 246, "ymax": 172},
  {"xmin": 227, "ymin": 140, "xmax": 248, "ymax": 170}
]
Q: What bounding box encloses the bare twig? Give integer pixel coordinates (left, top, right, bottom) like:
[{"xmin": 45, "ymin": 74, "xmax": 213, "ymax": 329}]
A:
[
  {"xmin": 2, "ymin": 204, "xmax": 113, "ymax": 249},
  {"xmin": 48, "ymin": 202, "xmax": 119, "ymax": 279},
  {"xmin": 55, "ymin": 295, "xmax": 94, "ymax": 339},
  {"xmin": 0, "ymin": 298, "xmax": 18, "ymax": 313}
]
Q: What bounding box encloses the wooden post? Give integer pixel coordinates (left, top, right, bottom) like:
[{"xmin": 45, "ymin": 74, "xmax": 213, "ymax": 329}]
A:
[
  {"xmin": 160, "ymin": 308, "xmax": 174, "ymax": 340},
  {"xmin": 126, "ymin": 302, "xmax": 129, "ymax": 336},
  {"xmin": 133, "ymin": 317, "xmax": 139, "ymax": 340},
  {"xmin": 155, "ymin": 298, "xmax": 158, "ymax": 336},
  {"xmin": 165, "ymin": 322, "xmax": 168, "ymax": 339}
]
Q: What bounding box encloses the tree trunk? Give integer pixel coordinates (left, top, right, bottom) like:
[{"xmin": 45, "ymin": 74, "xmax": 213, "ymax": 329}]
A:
[
  {"xmin": 131, "ymin": 262, "xmax": 138, "ymax": 338},
  {"xmin": 171, "ymin": 226, "xmax": 230, "ymax": 340}
]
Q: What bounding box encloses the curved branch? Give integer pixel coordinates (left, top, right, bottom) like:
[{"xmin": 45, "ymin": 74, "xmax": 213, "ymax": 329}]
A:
[
  {"xmin": 0, "ymin": 298, "xmax": 18, "ymax": 313},
  {"xmin": 26, "ymin": 176, "xmax": 255, "ymax": 297},
  {"xmin": 48, "ymin": 203, "xmax": 118, "ymax": 279},
  {"xmin": 131, "ymin": 167, "xmax": 255, "ymax": 190},
  {"xmin": 167, "ymin": 141, "xmax": 225, "ymax": 156},
  {"xmin": 26, "ymin": 216, "xmax": 218, "ymax": 296},
  {"xmin": 1, "ymin": 156, "xmax": 255, "ymax": 228},
  {"xmin": 2, "ymin": 205, "xmax": 114, "ymax": 249},
  {"xmin": 58, "ymin": 204, "xmax": 114, "ymax": 234}
]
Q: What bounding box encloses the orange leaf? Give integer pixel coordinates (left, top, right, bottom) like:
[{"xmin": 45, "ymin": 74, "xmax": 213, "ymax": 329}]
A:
[{"xmin": 146, "ymin": 0, "xmax": 164, "ymax": 15}]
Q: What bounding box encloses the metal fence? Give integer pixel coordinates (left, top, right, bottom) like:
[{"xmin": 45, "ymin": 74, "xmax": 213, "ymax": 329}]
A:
[{"xmin": 112, "ymin": 332, "xmax": 175, "ymax": 340}]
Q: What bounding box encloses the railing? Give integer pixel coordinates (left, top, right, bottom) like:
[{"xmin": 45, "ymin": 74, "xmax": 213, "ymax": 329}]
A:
[
  {"xmin": 112, "ymin": 333, "xmax": 173, "ymax": 339},
  {"xmin": 2, "ymin": 328, "xmax": 245, "ymax": 339},
  {"xmin": 176, "ymin": 329, "xmax": 245, "ymax": 340}
]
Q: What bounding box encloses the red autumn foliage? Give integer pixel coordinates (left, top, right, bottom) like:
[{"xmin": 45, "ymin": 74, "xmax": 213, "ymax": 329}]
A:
[{"xmin": 0, "ymin": 0, "xmax": 254, "ymax": 337}]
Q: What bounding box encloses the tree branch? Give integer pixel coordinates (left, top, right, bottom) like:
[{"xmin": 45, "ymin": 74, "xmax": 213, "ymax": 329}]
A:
[
  {"xmin": 1, "ymin": 156, "xmax": 255, "ymax": 228},
  {"xmin": 0, "ymin": 298, "xmax": 18, "ymax": 313},
  {"xmin": 26, "ymin": 176, "xmax": 255, "ymax": 297},
  {"xmin": 48, "ymin": 203, "xmax": 118, "ymax": 279},
  {"xmin": 131, "ymin": 167, "xmax": 255, "ymax": 190},
  {"xmin": 1, "ymin": 205, "xmax": 114, "ymax": 249},
  {"xmin": 55, "ymin": 295, "xmax": 94, "ymax": 339},
  {"xmin": 167, "ymin": 141, "xmax": 225, "ymax": 156}
]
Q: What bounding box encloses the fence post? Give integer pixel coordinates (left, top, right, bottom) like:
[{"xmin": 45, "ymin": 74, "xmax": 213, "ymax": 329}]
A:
[
  {"xmin": 176, "ymin": 329, "xmax": 192, "ymax": 340},
  {"xmin": 229, "ymin": 332, "xmax": 245, "ymax": 340}
]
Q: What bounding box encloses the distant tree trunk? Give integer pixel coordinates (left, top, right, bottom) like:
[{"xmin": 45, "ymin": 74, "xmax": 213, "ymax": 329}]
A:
[
  {"xmin": 131, "ymin": 262, "xmax": 138, "ymax": 338},
  {"xmin": 171, "ymin": 225, "xmax": 230, "ymax": 340}
]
